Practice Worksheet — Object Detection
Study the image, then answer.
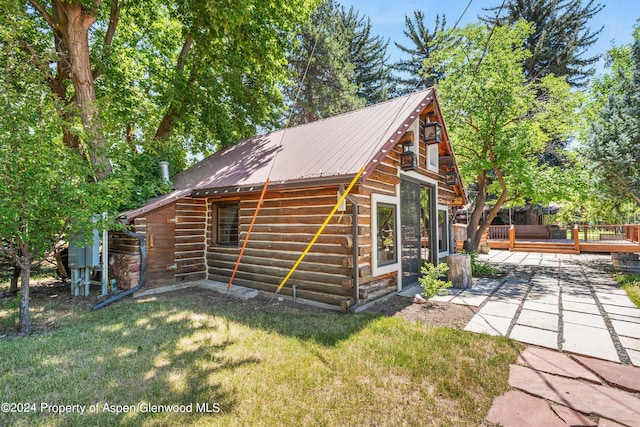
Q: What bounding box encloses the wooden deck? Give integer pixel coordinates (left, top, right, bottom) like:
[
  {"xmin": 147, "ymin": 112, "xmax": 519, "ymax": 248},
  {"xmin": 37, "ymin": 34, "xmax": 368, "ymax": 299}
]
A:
[
  {"xmin": 489, "ymin": 239, "xmax": 640, "ymax": 254},
  {"xmin": 485, "ymin": 224, "xmax": 640, "ymax": 254}
]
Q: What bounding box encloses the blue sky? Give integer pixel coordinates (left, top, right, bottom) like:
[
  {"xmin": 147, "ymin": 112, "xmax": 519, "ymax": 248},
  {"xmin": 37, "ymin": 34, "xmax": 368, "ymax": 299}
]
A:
[{"xmin": 340, "ymin": 0, "xmax": 639, "ymax": 76}]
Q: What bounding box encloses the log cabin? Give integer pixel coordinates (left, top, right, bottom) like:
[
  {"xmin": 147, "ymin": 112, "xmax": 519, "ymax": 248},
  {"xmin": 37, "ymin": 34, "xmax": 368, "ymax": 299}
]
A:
[{"xmin": 109, "ymin": 88, "xmax": 466, "ymax": 310}]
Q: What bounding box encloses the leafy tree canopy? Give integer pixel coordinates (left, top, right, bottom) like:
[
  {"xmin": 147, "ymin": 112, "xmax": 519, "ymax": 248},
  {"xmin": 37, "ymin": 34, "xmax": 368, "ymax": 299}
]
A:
[{"xmin": 424, "ymin": 20, "xmax": 582, "ymax": 250}]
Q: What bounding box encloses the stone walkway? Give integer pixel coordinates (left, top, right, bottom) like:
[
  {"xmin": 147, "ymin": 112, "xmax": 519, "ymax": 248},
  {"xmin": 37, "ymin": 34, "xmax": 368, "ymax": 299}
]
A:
[
  {"xmin": 423, "ymin": 251, "xmax": 640, "ymax": 426},
  {"xmin": 431, "ymin": 251, "xmax": 640, "ymax": 366},
  {"xmin": 484, "ymin": 346, "xmax": 640, "ymax": 427}
]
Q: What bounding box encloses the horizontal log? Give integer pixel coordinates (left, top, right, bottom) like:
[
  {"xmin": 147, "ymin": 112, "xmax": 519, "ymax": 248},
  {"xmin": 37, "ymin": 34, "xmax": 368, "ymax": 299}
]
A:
[
  {"xmin": 242, "ymin": 240, "xmax": 352, "ymax": 255},
  {"xmin": 237, "ymin": 232, "xmax": 351, "ymax": 247},
  {"xmin": 238, "ymin": 223, "xmax": 352, "ymax": 236},
  {"xmin": 177, "ymin": 216, "xmax": 206, "ymax": 224},
  {"xmin": 208, "ymin": 270, "xmax": 351, "ymax": 299},
  {"xmin": 176, "ymin": 235, "xmax": 205, "ymax": 244},
  {"xmin": 207, "ymin": 254, "xmax": 348, "ymax": 276},
  {"xmin": 175, "ymin": 222, "xmax": 206, "ymax": 231},
  {"xmin": 210, "ymin": 248, "xmax": 349, "ymax": 266},
  {"xmin": 207, "ymin": 259, "xmax": 348, "ymax": 286},
  {"xmin": 238, "ymin": 214, "xmax": 352, "ymax": 226},
  {"xmin": 175, "ymin": 263, "xmax": 206, "ymax": 275}
]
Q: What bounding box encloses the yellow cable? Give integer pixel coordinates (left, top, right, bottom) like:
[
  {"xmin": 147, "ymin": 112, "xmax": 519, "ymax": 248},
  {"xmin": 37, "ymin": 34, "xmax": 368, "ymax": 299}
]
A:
[{"xmin": 276, "ymin": 166, "xmax": 365, "ymax": 293}]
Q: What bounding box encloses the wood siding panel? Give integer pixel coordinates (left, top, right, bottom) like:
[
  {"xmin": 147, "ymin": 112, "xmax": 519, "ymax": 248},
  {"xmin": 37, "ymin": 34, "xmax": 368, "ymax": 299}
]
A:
[{"xmin": 175, "ymin": 197, "xmax": 207, "ymax": 283}]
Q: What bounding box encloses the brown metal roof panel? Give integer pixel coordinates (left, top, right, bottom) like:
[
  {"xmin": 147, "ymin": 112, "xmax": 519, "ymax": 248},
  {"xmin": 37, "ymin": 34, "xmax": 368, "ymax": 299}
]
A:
[{"xmin": 170, "ymin": 89, "xmax": 434, "ymax": 191}]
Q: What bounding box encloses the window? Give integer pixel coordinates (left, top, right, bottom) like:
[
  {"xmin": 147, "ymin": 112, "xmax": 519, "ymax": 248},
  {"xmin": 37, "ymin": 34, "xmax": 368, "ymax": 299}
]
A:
[
  {"xmin": 427, "ymin": 144, "xmax": 439, "ymax": 171},
  {"xmin": 217, "ymin": 204, "xmax": 239, "ymax": 245},
  {"xmin": 438, "ymin": 209, "xmax": 448, "ymax": 253},
  {"xmin": 376, "ymin": 204, "xmax": 397, "ymax": 266}
]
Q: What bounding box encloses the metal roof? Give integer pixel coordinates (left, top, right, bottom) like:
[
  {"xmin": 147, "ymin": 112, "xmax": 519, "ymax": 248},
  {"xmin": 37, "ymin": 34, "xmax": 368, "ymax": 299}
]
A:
[
  {"xmin": 121, "ymin": 88, "xmax": 465, "ymax": 221},
  {"xmin": 171, "ymin": 88, "xmax": 435, "ymax": 191}
]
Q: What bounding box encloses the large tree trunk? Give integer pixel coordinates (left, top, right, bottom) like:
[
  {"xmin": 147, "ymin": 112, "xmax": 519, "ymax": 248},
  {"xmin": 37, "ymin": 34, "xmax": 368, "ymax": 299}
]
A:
[
  {"xmin": 57, "ymin": 1, "xmax": 112, "ymax": 179},
  {"xmin": 463, "ymin": 170, "xmax": 509, "ymax": 253},
  {"xmin": 9, "ymin": 266, "xmax": 20, "ymax": 295},
  {"xmin": 19, "ymin": 262, "xmax": 31, "ymax": 334},
  {"xmin": 31, "ymin": 0, "xmax": 113, "ymax": 179}
]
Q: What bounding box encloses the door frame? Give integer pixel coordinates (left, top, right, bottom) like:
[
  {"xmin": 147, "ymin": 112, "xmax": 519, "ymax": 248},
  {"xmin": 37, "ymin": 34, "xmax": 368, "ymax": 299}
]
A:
[{"xmin": 398, "ymin": 171, "xmax": 439, "ymax": 291}]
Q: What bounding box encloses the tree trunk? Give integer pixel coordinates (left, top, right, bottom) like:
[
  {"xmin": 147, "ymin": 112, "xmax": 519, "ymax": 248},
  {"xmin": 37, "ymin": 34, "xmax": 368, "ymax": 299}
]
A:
[
  {"xmin": 52, "ymin": 1, "xmax": 112, "ymax": 179},
  {"xmin": 19, "ymin": 262, "xmax": 31, "ymax": 334},
  {"xmin": 9, "ymin": 266, "xmax": 20, "ymax": 295}
]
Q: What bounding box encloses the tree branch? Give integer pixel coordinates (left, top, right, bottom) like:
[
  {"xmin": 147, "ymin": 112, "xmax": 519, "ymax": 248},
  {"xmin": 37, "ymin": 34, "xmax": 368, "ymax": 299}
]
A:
[
  {"xmin": 28, "ymin": 0, "xmax": 58, "ymax": 30},
  {"xmin": 93, "ymin": 0, "xmax": 120, "ymax": 80}
]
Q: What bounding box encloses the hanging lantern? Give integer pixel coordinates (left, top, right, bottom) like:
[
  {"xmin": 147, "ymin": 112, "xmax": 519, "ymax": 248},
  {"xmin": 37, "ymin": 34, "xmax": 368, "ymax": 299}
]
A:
[
  {"xmin": 423, "ymin": 121, "xmax": 442, "ymax": 144},
  {"xmin": 400, "ymin": 141, "xmax": 417, "ymax": 171}
]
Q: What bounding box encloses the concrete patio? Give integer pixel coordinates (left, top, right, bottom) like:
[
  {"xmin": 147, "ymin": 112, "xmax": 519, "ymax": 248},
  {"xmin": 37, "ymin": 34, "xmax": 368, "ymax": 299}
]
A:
[{"xmin": 431, "ymin": 251, "xmax": 640, "ymax": 366}]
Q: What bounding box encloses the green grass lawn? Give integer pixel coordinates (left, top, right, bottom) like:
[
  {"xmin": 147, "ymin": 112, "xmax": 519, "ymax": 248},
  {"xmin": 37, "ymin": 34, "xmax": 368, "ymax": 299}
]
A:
[
  {"xmin": 614, "ymin": 273, "xmax": 640, "ymax": 308},
  {"xmin": 0, "ymin": 285, "xmax": 522, "ymax": 426}
]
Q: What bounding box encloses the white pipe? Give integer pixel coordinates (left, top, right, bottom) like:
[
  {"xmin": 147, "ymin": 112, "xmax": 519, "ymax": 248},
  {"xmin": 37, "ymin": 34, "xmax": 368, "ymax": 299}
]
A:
[
  {"xmin": 102, "ymin": 211, "xmax": 109, "ymax": 295},
  {"xmin": 159, "ymin": 161, "xmax": 170, "ymax": 183}
]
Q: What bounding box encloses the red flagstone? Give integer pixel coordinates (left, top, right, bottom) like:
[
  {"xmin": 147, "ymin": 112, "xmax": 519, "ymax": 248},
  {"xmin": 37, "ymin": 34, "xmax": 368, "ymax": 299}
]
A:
[
  {"xmin": 598, "ymin": 418, "xmax": 628, "ymax": 427},
  {"xmin": 508, "ymin": 364, "xmax": 640, "ymax": 427},
  {"xmin": 551, "ymin": 404, "xmax": 597, "ymax": 426},
  {"xmin": 572, "ymin": 354, "xmax": 640, "ymax": 393},
  {"xmin": 517, "ymin": 347, "xmax": 602, "ymax": 384},
  {"xmin": 485, "ymin": 390, "xmax": 568, "ymax": 427}
]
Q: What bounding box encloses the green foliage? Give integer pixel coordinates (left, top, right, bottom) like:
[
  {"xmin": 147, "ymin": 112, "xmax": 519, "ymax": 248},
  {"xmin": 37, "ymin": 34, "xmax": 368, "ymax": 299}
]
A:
[
  {"xmin": 393, "ymin": 11, "xmax": 447, "ymax": 95},
  {"xmin": 467, "ymin": 252, "xmax": 498, "ymax": 277},
  {"xmin": 285, "ymin": 0, "xmax": 366, "ymax": 125},
  {"xmin": 419, "ymin": 262, "xmax": 452, "ymax": 299},
  {"xmin": 487, "ymin": 0, "xmax": 604, "ymax": 87},
  {"xmin": 340, "ymin": 5, "xmax": 391, "ymax": 105},
  {"xmin": 582, "ymin": 27, "xmax": 640, "ymax": 205},
  {"xmin": 424, "ymin": 21, "xmax": 582, "ymax": 250}
]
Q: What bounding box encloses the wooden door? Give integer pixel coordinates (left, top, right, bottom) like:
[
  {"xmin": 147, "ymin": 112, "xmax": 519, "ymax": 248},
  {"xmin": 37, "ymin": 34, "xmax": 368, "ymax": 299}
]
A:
[{"xmin": 145, "ymin": 204, "xmax": 176, "ymax": 288}]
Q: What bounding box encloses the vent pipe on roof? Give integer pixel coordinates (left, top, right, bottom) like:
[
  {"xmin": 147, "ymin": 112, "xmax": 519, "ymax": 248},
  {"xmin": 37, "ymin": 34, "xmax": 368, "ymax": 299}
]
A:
[{"xmin": 159, "ymin": 161, "xmax": 170, "ymax": 183}]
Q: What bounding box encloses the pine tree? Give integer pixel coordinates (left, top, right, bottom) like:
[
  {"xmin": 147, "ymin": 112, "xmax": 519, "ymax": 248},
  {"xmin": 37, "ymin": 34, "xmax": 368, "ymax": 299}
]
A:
[
  {"xmin": 486, "ymin": 0, "xmax": 604, "ymax": 87},
  {"xmin": 285, "ymin": 0, "xmax": 364, "ymax": 125},
  {"xmin": 393, "ymin": 12, "xmax": 447, "ymax": 95},
  {"xmin": 585, "ymin": 29, "xmax": 640, "ymax": 205},
  {"xmin": 340, "ymin": 6, "xmax": 391, "ymax": 105}
]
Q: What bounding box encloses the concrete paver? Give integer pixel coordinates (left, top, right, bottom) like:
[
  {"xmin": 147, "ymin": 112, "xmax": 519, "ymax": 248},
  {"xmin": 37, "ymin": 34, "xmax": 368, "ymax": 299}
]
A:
[
  {"xmin": 453, "ymin": 252, "xmax": 640, "ymax": 367},
  {"xmin": 467, "ymin": 252, "xmax": 640, "ymax": 426},
  {"xmin": 516, "ymin": 309, "xmax": 559, "ymax": 331},
  {"xmin": 562, "ymin": 310, "xmax": 607, "ymax": 329},
  {"xmin": 510, "ymin": 324, "xmax": 558, "ymax": 348},
  {"xmin": 562, "ymin": 322, "xmax": 620, "ymax": 362}
]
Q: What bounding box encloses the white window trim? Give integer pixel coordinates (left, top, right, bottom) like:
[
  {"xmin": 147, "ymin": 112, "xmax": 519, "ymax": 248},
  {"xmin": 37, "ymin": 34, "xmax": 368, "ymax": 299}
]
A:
[
  {"xmin": 371, "ymin": 191, "xmax": 401, "ymax": 277},
  {"xmin": 427, "ymin": 144, "xmax": 439, "ymax": 172},
  {"xmin": 437, "ymin": 205, "xmax": 450, "ymax": 258}
]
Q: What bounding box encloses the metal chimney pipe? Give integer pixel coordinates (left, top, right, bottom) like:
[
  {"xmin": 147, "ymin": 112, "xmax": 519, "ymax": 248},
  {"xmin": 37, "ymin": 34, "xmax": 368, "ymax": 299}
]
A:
[{"xmin": 158, "ymin": 161, "xmax": 170, "ymax": 183}]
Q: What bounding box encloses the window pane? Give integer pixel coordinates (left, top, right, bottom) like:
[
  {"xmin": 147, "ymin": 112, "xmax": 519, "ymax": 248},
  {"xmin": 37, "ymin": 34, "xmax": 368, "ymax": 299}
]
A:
[
  {"xmin": 438, "ymin": 210, "xmax": 448, "ymax": 252},
  {"xmin": 218, "ymin": 204, "xmax": 239, "ymax": 245},
  {"xmin": 377, "ymin": 204, "xmax": 396, "ymax": 266}
]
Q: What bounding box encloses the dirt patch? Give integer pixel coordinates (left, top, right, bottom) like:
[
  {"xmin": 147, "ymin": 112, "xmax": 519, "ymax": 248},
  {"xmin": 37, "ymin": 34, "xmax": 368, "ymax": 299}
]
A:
[
  {"xmin": 365, "ymin": 296, "xmax": 479, "ymax": 329},
  {"xmin": 2, "ymin": 279, "xmax": 478, "ymax": 337}
]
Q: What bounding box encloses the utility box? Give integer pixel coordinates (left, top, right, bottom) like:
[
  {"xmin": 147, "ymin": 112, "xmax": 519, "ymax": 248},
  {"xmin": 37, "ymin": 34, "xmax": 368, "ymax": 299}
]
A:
[{"xmin": 68, "ymin": 228, "xmax": 101, "ymax": 268}]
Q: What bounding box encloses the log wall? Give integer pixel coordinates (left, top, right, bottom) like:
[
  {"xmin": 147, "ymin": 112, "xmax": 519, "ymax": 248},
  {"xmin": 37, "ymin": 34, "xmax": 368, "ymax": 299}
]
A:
[{"xmin": 206, "ymin": 185, "xmax": 358, "ymax": 307}]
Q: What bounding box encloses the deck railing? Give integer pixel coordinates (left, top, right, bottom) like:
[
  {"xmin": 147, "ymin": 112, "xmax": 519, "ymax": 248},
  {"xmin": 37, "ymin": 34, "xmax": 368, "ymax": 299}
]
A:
[
  {"xmin": 488, "ymin": 225, "xmax": 510, "ymax": 240},
  {"xmin": 576, "ymin": 224, "xmax": 640, "ymax": 243}
]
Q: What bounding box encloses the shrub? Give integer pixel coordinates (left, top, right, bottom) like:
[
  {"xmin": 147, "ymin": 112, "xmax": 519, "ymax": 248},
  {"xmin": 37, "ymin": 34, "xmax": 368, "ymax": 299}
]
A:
[{"xmin": 419, "ymin": 262, "xmax": 452, "ymax": 299}]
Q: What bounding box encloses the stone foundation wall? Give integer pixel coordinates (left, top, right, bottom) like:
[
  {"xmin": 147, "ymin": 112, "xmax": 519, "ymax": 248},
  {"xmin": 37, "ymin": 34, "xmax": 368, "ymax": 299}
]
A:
[{"xmin": 108, "ymin": 253, "xmax": 141, "ymax": 290}]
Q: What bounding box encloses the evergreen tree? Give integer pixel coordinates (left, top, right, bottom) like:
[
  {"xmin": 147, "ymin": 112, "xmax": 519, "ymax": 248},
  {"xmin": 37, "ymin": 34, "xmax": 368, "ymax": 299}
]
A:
[
  {"xmin": 393, "ymin": 11, "xmax": 447, "ymax": 95},
  {"xmin": 487, "ymin": 0, "xmax": 604, "ymax": 87},
  {"xmin": 286, "ymin": 1, "xmax": 391, "ymax": 124},
  {"xmin": 584, "ymin": 29, "xmax": 640, "ymax": 205},
  {"xmin": 340, "ymin": 6, "xmax": 391, "ymax": 105},
  {"xmin": 285, "ymin": 0, "xmax": 362, "ymax": 125}
]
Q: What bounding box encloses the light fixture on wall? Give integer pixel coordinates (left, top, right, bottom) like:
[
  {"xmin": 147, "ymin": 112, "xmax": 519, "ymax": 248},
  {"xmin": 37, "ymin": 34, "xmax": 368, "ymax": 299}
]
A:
[
  {"xmin": 423, "ymin": 121, "xmax": 442, "ymax": 144},
  {"xmin": 445, "ymin": 171, "xmax": 458, "ymax": 185},
  {"xmin": 400, "ymin": 141, "xmax": 417, "ymax": 171}
]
